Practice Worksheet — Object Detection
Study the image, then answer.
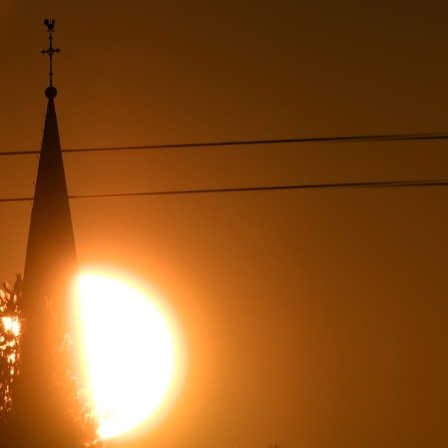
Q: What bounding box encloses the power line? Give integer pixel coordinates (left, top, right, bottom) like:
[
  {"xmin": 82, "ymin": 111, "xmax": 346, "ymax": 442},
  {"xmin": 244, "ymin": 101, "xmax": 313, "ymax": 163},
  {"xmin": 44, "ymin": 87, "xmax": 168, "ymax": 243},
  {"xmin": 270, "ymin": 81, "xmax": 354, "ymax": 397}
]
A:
[
  {"xmin": 1, "ymin": 132, "xmax": 448, "ymax": 156},
  {"xmin": 1, "ymin": 178, "xmax": 447, "ymax": 203}
]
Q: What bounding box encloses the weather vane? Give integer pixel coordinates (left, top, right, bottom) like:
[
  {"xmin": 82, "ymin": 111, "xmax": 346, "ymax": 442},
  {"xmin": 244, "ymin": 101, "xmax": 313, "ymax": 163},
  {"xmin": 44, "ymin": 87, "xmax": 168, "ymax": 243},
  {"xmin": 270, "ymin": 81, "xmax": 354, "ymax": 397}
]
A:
[{"xmin": 41, "ymin": 19, "xmax": 61, "ymax": 88}]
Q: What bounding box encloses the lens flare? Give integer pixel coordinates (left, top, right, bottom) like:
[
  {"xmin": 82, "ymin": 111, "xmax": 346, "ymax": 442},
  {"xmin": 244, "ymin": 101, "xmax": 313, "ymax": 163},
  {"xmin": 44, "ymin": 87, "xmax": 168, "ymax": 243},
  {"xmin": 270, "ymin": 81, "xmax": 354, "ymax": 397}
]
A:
[{"xmin": 76, "ymin": 269, "xmax": 182, "ymax": 440}]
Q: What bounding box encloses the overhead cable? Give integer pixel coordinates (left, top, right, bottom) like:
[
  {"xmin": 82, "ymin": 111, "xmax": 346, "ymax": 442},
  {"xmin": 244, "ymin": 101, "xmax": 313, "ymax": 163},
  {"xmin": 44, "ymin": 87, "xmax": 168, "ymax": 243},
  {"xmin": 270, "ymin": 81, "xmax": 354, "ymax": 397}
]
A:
[
  {"xmin": 1, "ymin": 132, "xmax": 448, "ymax": 156},
  {"xmin": 1, "ymin": 178, "xmax": 447, "ymax": 203}
]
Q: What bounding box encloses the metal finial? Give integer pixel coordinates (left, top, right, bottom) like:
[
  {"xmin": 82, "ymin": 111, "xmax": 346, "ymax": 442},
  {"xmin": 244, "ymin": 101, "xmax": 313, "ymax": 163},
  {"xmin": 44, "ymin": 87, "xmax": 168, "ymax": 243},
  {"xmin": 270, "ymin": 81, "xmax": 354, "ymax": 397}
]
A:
[{"xmin": 41, "ymin": 19, "xmax": 61, "ymax": 93}]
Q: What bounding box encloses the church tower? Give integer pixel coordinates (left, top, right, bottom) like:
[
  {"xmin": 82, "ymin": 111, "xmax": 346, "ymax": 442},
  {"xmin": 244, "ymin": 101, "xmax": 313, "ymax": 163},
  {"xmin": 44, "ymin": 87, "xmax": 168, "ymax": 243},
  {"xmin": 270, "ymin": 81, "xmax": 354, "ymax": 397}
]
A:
[
  {"xmin": 22, "ymin": 19, "xmax": 78, "ymax": 333},
  {"xmin": 3, "ymin": 20, "xmax": 87, "ymax": 448}
]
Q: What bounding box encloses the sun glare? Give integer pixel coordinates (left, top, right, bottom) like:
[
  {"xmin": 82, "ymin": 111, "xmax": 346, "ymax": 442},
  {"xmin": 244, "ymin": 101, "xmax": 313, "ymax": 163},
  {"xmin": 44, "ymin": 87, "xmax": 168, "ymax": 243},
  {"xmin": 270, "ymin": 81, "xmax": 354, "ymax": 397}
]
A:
[
  {"xmin": 77, "ymin": 269, "xmax": 182, "ymax": 440},
  {"xmin": 2, "ymin": 317, "xmax": 20, "ymax": 336}
]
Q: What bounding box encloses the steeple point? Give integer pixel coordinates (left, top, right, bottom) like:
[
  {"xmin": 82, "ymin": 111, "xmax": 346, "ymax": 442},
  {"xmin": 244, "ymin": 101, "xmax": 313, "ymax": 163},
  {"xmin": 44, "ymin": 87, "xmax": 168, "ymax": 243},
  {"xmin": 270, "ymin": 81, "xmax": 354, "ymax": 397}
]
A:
[{"xmin": 41, "ymin": 18, "xmax": 61, "ymax": 90}]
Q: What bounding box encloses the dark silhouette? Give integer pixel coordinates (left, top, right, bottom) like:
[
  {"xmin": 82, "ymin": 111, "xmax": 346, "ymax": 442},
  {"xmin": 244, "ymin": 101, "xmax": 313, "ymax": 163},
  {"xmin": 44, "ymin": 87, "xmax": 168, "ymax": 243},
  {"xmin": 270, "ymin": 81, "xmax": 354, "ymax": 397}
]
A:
[
  {"xmin": 0, "ymin": 20, "xmax": 98, "ymax": 448},
  {"xmin": 41, "ymin": 18, "xmax": 60, "ymax": 87}
]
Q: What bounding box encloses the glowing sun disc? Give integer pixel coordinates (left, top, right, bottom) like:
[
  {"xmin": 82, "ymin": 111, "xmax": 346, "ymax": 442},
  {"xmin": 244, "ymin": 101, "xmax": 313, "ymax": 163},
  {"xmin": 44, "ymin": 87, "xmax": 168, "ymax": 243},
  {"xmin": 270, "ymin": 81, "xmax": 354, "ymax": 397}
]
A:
[{"xmin": 77, "ymin": 271, "xmax": 179, "ymax": 440}]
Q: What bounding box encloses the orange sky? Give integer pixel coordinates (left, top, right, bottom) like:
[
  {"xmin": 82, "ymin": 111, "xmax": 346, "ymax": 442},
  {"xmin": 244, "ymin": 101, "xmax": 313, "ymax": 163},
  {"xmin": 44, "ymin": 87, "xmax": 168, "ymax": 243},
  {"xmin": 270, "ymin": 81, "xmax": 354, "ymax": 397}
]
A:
[{"xmin": 1, "ymin": 1, "xmax": 448, "ymax": 447}]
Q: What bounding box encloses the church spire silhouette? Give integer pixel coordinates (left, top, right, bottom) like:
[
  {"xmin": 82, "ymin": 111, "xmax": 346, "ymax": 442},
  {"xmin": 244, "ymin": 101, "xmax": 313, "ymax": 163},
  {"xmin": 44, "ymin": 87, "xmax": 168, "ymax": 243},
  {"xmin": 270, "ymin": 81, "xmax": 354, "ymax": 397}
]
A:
[
  {"xmin": 23, "ymin": 18, "xmax": 77, "ymax": 324},
  {"xmin": 3, "ymin": 20, "xmax": 83, "ymax": 448}
]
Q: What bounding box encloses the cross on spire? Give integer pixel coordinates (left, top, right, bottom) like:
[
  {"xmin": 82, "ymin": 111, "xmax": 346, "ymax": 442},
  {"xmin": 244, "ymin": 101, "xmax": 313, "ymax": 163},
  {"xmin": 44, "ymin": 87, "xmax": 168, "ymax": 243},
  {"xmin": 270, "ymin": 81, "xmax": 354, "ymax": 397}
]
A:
[{"xmin": 41, "ymin": 19, "xmax": 61, "ymax": 90}]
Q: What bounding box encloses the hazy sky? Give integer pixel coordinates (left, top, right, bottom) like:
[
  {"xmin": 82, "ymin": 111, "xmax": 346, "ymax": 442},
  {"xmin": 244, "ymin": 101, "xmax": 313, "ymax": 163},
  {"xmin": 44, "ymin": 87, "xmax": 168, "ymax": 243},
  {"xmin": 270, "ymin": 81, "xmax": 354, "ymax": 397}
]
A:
[{"xmin": 1, "ymin": 1, "xmax": 448, "ymax": 447}]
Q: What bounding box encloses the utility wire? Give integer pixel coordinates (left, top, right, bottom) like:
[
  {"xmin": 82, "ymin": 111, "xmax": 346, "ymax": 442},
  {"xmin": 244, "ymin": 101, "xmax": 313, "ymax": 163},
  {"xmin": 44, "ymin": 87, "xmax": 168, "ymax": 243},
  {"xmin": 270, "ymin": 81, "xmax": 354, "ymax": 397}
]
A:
[
  {"xmin": 1, "ymin": 132, "xmax": 448, "ymax": 156},
  {"xmin": 1, "ymin": 179, "xmax": 447, "ymax": 203}
]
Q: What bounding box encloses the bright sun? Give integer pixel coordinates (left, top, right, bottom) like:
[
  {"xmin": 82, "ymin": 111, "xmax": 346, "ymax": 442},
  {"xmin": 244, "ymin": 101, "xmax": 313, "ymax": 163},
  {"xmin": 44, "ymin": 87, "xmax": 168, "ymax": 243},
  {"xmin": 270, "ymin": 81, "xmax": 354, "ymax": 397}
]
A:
[{"xmin": 76, "ymin": 269, "xmax": 182, "ymax": 440}]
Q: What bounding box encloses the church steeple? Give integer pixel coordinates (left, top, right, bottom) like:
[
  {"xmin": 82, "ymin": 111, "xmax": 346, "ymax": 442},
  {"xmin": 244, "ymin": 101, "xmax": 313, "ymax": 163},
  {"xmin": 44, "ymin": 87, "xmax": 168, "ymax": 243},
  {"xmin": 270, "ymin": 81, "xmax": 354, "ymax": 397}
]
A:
[
  {"xmin": 4, "ymin": 20, "xmax": 82, "ymax": 448},
  {"xmin": 22, "ymin": 17, "xmax": 77, "ymax": 334}
]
